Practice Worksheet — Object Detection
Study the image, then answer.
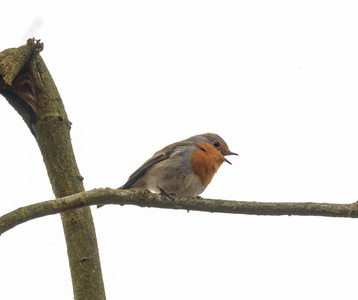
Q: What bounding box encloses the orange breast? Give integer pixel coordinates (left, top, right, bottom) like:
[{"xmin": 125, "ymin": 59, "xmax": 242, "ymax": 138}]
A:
[{"xmin": 190, "ymin": 142, "xmax": 225, "ymax": 186}]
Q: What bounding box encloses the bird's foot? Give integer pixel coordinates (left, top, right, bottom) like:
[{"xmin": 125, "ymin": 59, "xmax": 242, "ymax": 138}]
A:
[{"xmin": 157, "ymin": 186, "xmax": 176, "ymax": 201}]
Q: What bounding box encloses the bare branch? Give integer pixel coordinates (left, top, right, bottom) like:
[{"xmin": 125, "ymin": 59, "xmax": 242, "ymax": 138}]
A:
[
  {"xmin": 1, "ymin": 188, "xmax": 358, "ymax": 235},
  {"xmin": 1, "ymin": 39, "xmax": 105, "ymax": 299}
]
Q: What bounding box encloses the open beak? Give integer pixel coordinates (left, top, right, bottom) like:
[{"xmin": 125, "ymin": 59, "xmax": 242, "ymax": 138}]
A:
[{"xmin": 221, "ymin": 150, "xmax": 239, "ymax": 165}]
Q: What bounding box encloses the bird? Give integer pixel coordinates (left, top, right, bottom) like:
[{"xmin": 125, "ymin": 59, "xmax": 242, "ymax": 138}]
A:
[{"xmin": 119, "ymin": 133, "xmax": 238, "ymax": 198}]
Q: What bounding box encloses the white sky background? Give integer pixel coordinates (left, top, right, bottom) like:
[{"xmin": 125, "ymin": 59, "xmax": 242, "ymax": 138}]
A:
[{"xmin": 1, "ymin": 1, "xmax": 358, "ymax": 299}]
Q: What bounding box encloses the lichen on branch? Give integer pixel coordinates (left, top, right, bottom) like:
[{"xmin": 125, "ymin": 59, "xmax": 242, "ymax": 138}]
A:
[{"xmin": 1, "ymin": 188, "xmax": 358, "ymax": 236}]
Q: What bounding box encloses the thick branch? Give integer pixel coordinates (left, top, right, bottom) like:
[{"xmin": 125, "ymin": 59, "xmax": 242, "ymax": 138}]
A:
[
  {"xmin": 1, "ymin": 40, "xmax": 105, "ymax": 300},
  {"xmin": 1, "ymin": 188, "xmax": 358, "ymax": 235}
]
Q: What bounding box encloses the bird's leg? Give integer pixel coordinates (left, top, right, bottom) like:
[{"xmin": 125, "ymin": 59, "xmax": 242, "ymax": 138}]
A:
[{"xmin": 157, "ymin": 185, "xmax": 176, "ymax": 201}]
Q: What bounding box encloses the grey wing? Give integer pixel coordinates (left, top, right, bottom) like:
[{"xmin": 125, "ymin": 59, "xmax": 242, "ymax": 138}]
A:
[
  {"xmin": 122, "ymin": 152, "xmax": 169, "ymax": 189},
  {"xmin": 121, "ymin": 141, "xmax": 194, "ymax": 189}
]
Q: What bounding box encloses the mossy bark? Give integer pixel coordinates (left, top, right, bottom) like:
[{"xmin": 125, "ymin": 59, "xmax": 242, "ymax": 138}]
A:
[
  {"xmin": 3, "ymin": 187, "xmax": 358, "ymax": 235},
  {"xmin": 0, "ymin": 39, "xmax": 105, "ymax": 300}
]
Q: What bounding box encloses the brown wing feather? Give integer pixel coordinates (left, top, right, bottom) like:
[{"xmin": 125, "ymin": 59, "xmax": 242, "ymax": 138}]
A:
[
  {"xmin": 121, "ymin": 141, "xmax": 193, "ymax": 189},
  {"xmin": 122, "ymin": 152, "xmax": 169, "ymax": 189}
]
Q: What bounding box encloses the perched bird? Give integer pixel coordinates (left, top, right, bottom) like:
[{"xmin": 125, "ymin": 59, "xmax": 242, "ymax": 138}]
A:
[{"xmin": 120, "ymin": 133, "xmax": 238, "ymax": 198}]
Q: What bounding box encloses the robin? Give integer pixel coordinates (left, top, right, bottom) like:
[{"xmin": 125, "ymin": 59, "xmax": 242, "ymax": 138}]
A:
[{"xmin": 118, "ymin": 133, "xmax": 238, "ymax": 198}]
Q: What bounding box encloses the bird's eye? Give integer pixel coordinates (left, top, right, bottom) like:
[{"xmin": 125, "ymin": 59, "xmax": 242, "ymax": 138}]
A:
[{"xmin": 213, "ymin": 141, "xmax": 220, "ymax": 147}]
